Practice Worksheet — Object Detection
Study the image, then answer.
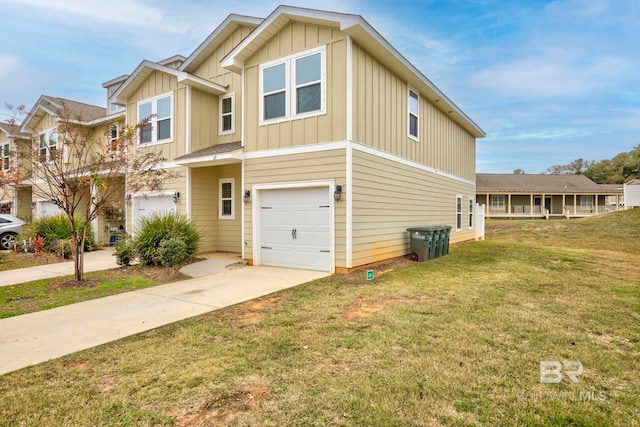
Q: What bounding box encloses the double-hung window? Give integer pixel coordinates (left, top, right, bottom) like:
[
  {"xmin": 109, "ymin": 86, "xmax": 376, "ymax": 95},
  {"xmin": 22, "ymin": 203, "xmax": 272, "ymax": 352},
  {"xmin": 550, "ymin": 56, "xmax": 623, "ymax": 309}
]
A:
[
  {"xmin": 38, "ymin": 129, "xmax": 58, "ymax": 162},
  {"xmin": 408, "ymin": 89, "xmax": 419, "ymax": 140},
  {"xmin": 219, "ymin": 178, "xmax": 235, "ymax": 219},
  {"xmin": 219, "ymin": 93, "xmax": 234, "ymax": 135},
  {"xmin": 468, "ymin": 198, "xmax": 474, "ymax": 228},
  {"xmin": 138, "ymin": 93, "xmax": 172, "ymax": 145},
  {"xmin": 260, "ymin": 46, "xmax": 326, "ymax": 124},
  {"xmin": 1, "ymin": 143, "xmax": 9, "ymax": 171}
]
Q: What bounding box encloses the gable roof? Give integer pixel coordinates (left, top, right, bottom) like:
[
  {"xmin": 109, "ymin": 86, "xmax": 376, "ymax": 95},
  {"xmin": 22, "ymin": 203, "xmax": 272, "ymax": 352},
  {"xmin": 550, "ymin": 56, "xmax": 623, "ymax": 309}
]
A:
[
  {"xmin": 20, "ymin": 96, "xmax": 108, "ymax": 133},
  {"xmin": 111, "ymin": 60, "xmax": 227, "ymax": 105},
  {"xmin": 0, "ymin": 122, "xmax": 30, "ymax": 139},
  {"xmin": 180, "ymin": 14, "xmax": 263, "ymax": 74},
  {"xmin": 220, "ymin": 5, "xmax": 485, "ymax": 138},
  {"xmin": 477, "ymin": 174, "xmax": 623, "ymax": 194}
]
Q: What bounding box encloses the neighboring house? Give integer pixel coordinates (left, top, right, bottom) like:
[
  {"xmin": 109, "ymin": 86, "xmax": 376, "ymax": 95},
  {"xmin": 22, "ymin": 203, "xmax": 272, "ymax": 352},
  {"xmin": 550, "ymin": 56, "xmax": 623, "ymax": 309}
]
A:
[
  {"xmin": 0, "ymin": 122, "xmax": 31, "ymax": 217},
  {"xmin": 623, "ymin": 179, "xmax": 640, "ymax": 208},
  {"xmin": 476, "ymin": 173, "xmax": 624, "ymax": 219},
  {"xmin": 19, "ymin": 95, "xmax": 126, "ymax": 245},
  {"xmin": 110, "ymin": 5, "xmax": 485, "ymax": 273}
]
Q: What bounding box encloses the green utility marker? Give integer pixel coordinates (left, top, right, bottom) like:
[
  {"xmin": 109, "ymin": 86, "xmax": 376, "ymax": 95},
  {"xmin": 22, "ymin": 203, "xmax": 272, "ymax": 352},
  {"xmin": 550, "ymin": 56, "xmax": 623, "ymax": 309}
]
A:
[{"xmin": 367, "ymin": 270, "xmax": 374, "ymax": 281}]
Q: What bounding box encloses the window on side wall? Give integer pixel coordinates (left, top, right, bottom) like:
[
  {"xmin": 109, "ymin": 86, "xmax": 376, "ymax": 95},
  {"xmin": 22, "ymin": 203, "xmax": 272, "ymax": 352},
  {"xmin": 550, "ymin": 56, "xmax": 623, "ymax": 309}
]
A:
[
  {"xmin": 219, "ymin": 178, "xmax": 234, "ymax": 220},
  {"xmin": 138, "ymin": 93, "xmax": 172, "ymax": 145},
  {"xmin": 1, "ymin": 143, "xmax": 9, "ymax": 171},
  {"xmin": 408, "ymin": 89, "xmax": 419, "ymax": 140},
  {"xmin": 456, "ymin": 195, "xmax": 462, "ymax": 231},
  {"xmin": 260, "ymin": 46, "xmax": 326, "ymax": 124},
  {"xmin": 468, "ymin": 198, "xmax": 474, "ymax": 228},
  {"xmin": 220, "ymin": 93, "xmax": 234, "ymax": 135}
]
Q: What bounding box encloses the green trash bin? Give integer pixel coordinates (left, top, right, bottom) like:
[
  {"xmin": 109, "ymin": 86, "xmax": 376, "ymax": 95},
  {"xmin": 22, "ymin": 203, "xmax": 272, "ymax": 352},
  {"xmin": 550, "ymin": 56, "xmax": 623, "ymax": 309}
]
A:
[
  {"xmin": 442, "ymin": 226, "xmax": 452, "ymax": 255},
  {"xmin": 407, "ymin": 227, "xmax": 435, "ymax": 262},
  {"xmin": 432, "ymin": 226, "xmax": 444, "ymax": 258}
]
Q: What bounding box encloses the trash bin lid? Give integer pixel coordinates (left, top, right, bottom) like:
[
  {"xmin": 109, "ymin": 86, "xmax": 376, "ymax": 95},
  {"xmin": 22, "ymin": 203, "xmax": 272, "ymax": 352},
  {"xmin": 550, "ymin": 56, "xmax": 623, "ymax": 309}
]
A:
[{"xmin": 407, "ymin": 226, "xmax": 436, "ymax": 232}]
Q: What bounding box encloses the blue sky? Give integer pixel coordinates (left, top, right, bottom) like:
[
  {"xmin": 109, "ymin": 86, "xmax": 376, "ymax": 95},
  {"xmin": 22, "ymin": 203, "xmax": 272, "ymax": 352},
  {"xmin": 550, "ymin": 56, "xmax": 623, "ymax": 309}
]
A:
[{"xmin": 1, "ymin": 0, "xmax": 638, "ymax": 173}]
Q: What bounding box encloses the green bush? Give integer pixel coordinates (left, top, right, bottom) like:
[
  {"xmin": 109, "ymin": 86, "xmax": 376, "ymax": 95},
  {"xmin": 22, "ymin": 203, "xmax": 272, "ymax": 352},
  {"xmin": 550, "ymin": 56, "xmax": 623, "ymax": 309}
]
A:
[
  {"xmin": 114, "ymin": 238, "xmax": 137, "ymax": 266},
  {"xmin": 18, "ymin": 214, "xmax": 94, "ymax": 257},
  {"xmin": 134, "ymin": 213, "xmax": 200, "ymax": 267}
]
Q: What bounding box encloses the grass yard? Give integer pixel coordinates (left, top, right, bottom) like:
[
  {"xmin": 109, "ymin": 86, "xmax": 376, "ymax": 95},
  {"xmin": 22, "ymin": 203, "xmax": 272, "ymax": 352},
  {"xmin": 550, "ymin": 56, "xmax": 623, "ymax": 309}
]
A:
[
  {"xmin": 0, "ymin": 266, "xmax": 189, "ymax": 319},
  {"xmin": 0, "ymin": 210, "xmax": 639, "ymax": 426}
]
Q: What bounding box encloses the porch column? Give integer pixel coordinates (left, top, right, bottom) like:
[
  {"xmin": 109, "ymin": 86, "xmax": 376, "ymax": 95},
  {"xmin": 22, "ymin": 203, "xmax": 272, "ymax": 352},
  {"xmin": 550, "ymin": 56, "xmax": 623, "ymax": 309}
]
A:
[
  {"xmin": 486, "ymin": 194, "xmax": 490, "ymax": 212},
  {"xmin": 594, "ymin": 195, "xmax": 598, "ymax": 214},
  {"xmin": 508, "ymin": 194, "xmax": 512, "ymax": 215},
  {"xmin": 530, "ymin": 194, "xmax": 533, "ymax": 216},
  {"xmin": 574, "ymin": 194, "xmax": 577, "ymax": 215}
]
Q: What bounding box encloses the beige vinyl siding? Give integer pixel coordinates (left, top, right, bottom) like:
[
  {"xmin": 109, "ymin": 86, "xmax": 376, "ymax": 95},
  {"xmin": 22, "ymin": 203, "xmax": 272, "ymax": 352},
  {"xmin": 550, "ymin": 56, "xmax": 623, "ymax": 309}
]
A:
[
  {"xmin": 125, "ymin": 71, "xmax": 187, "ymax": 160},
  {"xmin": 16, "ymin": 187, "xmax": 32, "ymax": 218},
  {"xmin": 243, "ymin": 149, "xmax": 347, "ymax": 267},
  {"xmin": 244, "ymin": 22, "xmax": 347, "ymax": 152},
  {"xmin": 351, "ymin": 149, "xmax": 475, "ymax": 266},
  {"xmin": 351, "ymin": 43, "xmax": 476, "ymax": 182},
  {"xmin": 190, "ymin": 164, "xmax": 242, "ymax": 253}
]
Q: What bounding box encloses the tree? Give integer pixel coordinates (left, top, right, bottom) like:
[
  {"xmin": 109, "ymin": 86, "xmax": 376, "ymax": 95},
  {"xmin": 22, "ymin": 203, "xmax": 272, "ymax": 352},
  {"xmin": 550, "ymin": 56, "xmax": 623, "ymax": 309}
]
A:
[
  {"xmin": 545, "ymin": 158, "xmax": 595, "ymax": 175},
  {"xmin": 513, "ymin": 168, "xmax": 525, "ymax": 175},
  {"xmin": 10, "ymin": 101, "xmax": 176, "ymax": 281}
]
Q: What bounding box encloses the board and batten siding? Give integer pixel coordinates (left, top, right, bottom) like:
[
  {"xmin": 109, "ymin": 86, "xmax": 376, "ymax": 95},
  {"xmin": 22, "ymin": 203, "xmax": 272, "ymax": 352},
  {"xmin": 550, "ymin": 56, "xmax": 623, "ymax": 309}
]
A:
[
  {"xmin": 244, "ymin": 22, "xmax": 347, "ymax": 152},
  {"xmin": 351, "ymin": 149, "xmax": 475, "ymax": 266},
  {"xmin": 190, "ymin": 89, "xmax": 218, "ymax": 153},
  {"xmin": 190, "ymin": 164, "xmax": 242, "ymax": 253},
  {"xmin": 243, "ymin": 149, "xmax": 347, "ymax": 267},
  {"xmin": 125, "ymin": 71, "xmax": 188, "ymax": 161},
  {"xmin": 351, "ymin": 42, "xmax": 476, "ymax": 182}
]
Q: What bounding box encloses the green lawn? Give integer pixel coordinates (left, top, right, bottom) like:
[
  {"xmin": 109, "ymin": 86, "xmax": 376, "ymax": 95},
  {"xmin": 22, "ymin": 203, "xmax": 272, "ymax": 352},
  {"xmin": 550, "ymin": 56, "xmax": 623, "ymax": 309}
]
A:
[{"xmin": 0, "ymin": 210, "xmax": 639, "ymax": 426}]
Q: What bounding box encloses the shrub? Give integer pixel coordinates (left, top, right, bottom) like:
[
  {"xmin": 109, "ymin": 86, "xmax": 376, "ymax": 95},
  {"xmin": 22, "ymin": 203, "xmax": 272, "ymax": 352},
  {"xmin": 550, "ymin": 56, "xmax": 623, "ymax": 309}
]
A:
[
  {"xmin": 114, "ymin": 237, "xmax": 137, "ymax": 266},
  {"xmin": 134, "ymin": 213, "xmax": 200, "ymax": 267},
  {"xmin": 18, "ymin": 214, "xmax": 94, "ymax": 257}
]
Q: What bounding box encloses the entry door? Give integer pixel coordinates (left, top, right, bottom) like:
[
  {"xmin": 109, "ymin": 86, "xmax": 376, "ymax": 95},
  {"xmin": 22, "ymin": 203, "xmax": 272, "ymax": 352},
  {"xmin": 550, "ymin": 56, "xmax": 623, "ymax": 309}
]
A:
[{"xmin": 260, "ymin": 187, "xmax": 331, "ymax": 271}]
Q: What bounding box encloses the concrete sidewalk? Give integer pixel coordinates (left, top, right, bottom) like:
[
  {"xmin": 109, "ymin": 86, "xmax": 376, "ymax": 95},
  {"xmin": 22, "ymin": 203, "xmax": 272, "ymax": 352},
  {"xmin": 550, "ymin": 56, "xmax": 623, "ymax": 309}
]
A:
[
  {"xmin": 0, "ymin": 253, "xmax": 329, "ymax": 375},
  {"xmin": 0, "ymin": 249, "xmax": 120, "ymax": 287}
]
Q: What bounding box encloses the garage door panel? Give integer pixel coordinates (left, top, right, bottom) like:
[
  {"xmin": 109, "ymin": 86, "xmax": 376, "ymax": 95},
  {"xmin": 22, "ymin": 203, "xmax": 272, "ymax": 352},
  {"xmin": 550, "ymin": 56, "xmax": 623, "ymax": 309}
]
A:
[{"xmin": 259, "ymin": 187, "xmax": 331, "ymax": 272}]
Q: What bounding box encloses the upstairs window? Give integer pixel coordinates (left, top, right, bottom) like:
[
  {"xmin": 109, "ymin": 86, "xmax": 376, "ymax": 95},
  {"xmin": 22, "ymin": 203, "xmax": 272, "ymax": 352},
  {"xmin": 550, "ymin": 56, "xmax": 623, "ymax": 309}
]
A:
[
  {"xmin": 138, "ymin": 93, "xmax": 172, "ymax": 145},
  {"xmin": 38, "ymin": 129, "xmax": 58, "ymax": 162},
  {"xmin": 219, "ymin": 93, "xmax": 234, "ymax": 135},
  {"xmin": 109, "ymin": 125, "xmax": 119, "ymax": 153},
  {"xmin": 1, "ymin": 142, "xmax": 9, "ymax": 171},
  {"xmin": 260, "ymin": 46, "xmax": 326, "ymax": 124},
  {"xmin": 408, "ymin": 89, "xmax": 419, "ymax": 140}
]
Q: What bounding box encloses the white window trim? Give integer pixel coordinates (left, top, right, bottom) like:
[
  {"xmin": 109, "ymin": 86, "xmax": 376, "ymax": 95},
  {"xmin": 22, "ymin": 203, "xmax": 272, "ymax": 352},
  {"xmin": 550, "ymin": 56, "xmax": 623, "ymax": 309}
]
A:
[
  {"xmin": 408, "ymin": 88, "xmax": 419, "ymax": 141},
  {"xmin": 137, "ymin": 92, "xmax": 173, "ymax": 146},
  {"xmin": 38, "ymin": 128, "xmax": 58, "ymax": 162},
  {"xmin": 259, "ymin": 45, "xmax": 327, "ymax": 126},
  {"xmin": 219, "ymin": 178, "xmax": 235, "ymax": 220},
  {"xmin": 468, "ymin": 197, "xmax": 474, "ymax": 229},
  {"xmin": 492, "ymin": 195, "xmax": 505, "ymax": 208},
  {"xmin": 1, "ymin": 142, "xmax": 10, "ymax": 171},
  {"xmin": 219, "ymin": 93, "xmax": 235, "ymax": 135},
  {"xmin": 456, "ymin": 195, "xmax": 463, "ymax": 231}
]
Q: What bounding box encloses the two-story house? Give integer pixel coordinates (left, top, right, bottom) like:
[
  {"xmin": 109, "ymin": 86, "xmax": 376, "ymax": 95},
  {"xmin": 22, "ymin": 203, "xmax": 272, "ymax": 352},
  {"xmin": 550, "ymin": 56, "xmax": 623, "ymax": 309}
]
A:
[
  {"xmin": 0, "ymin": 122, "xmax": 31, "ymax": 218},
  {"xmin": 109, "ymin": 5, "xmax": 484, "ymax": 273},
  {"xmin": 18, "ymin": 95, "xmax": 127, "ymax": 245}
]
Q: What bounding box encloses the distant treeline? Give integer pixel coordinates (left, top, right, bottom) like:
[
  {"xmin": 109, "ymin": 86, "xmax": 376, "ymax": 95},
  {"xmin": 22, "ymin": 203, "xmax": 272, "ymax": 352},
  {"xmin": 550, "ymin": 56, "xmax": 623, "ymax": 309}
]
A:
[{"xmin": 544, "ymin": 145, "xmax": 640, "ymax": 184}]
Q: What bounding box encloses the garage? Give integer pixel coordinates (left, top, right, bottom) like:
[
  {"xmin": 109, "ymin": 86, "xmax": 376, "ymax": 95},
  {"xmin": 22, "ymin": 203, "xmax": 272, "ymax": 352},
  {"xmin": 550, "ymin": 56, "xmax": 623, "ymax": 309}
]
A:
[
  {"xmin": 135, "ymin": 196, "xmax": 175, "ymax": 223},
  {"xmin": 259, "ymin": 186, "xmax": 332, "ymax": 272},
  {"xmin": 39, "ymin": 201, "xmax": 62, "ymax": 217}
]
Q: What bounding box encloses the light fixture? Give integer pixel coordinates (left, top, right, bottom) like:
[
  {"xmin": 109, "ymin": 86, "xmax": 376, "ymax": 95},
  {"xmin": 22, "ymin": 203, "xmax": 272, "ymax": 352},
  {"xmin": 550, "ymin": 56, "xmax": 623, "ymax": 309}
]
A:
[
  {"xmin": 243, "ymin": 190, "xmax": 251, "ymax": 204},
  {"xmin": 334, "ymin": 185, "xmax": 342, "ymax": 202},
  {"xmin": 125, "ymin": 194, "xmax": 132, "ymax": 205},
  {"xmin": 31, "ymin": 202, "xmax": 36, "ymax": 209},
  {"xmin": 173, "ymin": 191, "xmax": 180, "ymax": 203}
]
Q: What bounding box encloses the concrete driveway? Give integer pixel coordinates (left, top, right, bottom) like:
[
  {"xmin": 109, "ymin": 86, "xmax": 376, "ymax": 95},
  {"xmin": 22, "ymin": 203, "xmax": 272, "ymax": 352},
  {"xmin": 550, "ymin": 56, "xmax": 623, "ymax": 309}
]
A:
[{"xmin": 0, "ymin": 253, "xmax": 329, "ymax": 375}]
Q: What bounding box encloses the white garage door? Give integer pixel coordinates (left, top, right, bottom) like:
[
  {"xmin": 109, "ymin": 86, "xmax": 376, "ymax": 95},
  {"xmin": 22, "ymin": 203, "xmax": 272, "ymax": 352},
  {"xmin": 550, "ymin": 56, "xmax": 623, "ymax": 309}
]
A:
[
  {"xmin": 136, "ymin": 196, "xmax": 175, "ymax": 222},
  {"xmin": 260, "ymin": 187, "xmax": 331, "ymax": 272},
  {"xmin": 39, "ymin": 201, "xmax": 62, "ymax": 217}
]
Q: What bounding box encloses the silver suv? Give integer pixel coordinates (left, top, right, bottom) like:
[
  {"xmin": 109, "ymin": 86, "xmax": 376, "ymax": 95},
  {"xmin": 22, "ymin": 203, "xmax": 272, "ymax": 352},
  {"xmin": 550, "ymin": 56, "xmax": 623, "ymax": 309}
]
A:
[{"xmin": 0, "ymin": 214, "xmax": 26, "ymax": 250}]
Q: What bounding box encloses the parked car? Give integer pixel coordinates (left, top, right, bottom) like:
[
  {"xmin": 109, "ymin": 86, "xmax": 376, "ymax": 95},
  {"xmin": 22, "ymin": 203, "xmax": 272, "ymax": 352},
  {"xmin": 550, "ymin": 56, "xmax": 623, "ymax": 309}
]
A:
[{"xmin": 0, "ymin": 214, "xmax": 26, "ymax": 250}]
